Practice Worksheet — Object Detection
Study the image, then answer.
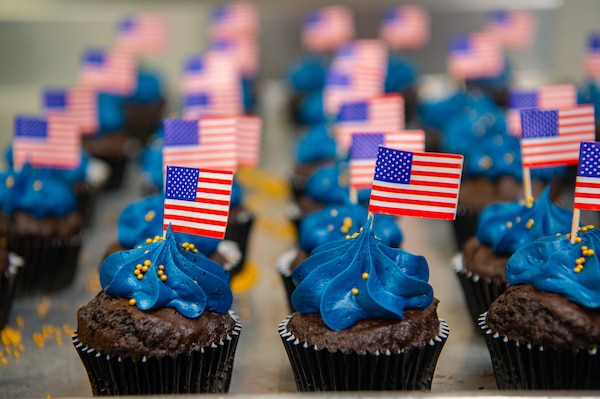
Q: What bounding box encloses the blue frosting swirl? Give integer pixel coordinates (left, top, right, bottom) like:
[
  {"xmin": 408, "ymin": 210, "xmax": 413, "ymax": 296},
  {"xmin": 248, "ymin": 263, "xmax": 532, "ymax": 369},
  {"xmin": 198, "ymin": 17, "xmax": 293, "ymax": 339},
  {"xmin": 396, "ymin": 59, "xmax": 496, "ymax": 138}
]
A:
[
  {"xmin": 286, "ymin": 53, "xmax": 328, "ymax": 94},
  {"xmin": 97, "ymin": 92, "xmax": 126, "ymax": 133},
  {"xmin": 476, "ymin": 186, "xmax": 574, "ymax": 255},
  {"xmin": 101, "ymin": 226, "xmax": 233, "ymax": 317},
  {"xmin": 385, "ymin": 51, "xmax": 418, "ymax": 93},
  {"xmin": 578, "ymin": 79, "xmax": 600, "ymax": 118},
  {"xmin": 506, "ymin": 226, "xmax": 600, "ymax": 309},
  {"xmin": 304, "ymin": 161, "xmax": 370, "ymax": 206},
  {"xmin": 0, "ymin": 163, "xmax": 77, "ymax": 218},
  {"xmin": 299, "ymin": 203, "xmax": 402, "ymax": 253},
  {"xmin": 127, "ymin": 68, "xmax": 163, "ymax": 104},
  {"xmin": 292, "ymin": 218, "xmax": 433, "ymax": 330},
  {"xmin": 296, "ymin": 90, "xmax": 328, "ymax": 126},
  {"xmin": 294, "ymin": 122, "xmax": 337, "ymax": 164},
  {"xmin": 117, "ymin": 193, "xmax": 221, "ymax": 256}
]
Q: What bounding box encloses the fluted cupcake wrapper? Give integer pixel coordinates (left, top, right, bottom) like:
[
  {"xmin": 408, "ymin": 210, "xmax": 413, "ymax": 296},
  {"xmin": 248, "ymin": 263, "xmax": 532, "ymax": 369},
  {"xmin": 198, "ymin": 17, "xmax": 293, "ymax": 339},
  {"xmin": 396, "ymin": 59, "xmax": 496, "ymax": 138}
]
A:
[
  {"xmin": 278, "ymin": 316, "xmax": 449, "ymax": 392},
  {"xmin": 276, "ymin": 249, "xmax": 299, "ymax": 313},
  {"xmin": 11, "ymin": 234, "xmax": 81, "ymax": 296},
  {"xmin": 0, "ymin": 253, "xmax": 24, "ymax": 329},
  {"xmin": 452, "ymin": 254, "xmax": 509, "ymax": 326},
  {"xmin": 74, "ymin": 181, "xmax": 99, "ymax": 229},
  {"xmin": 451, "ymin": 206, "xmax": 479, "ymax": 251},
  {"xmin": 479, "ymin": 312, "xmax": 600, "ymax": 390},
  {"xmin": 72, "ymin": 311, "xmax": 242, "ymax": 396},
  {"xmin": 224, "ymin": 210, "xmax": 255, "ymax": 278}
]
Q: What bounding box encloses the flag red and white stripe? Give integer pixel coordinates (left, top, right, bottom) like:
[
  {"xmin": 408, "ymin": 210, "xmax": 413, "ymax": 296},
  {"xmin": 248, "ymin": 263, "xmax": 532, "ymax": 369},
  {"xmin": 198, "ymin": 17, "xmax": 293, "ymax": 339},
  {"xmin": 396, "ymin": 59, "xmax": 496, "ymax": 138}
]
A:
[
  {"xmin": 574, "ymin": 141, "xmax": 600, "ymax": 211},
  {"xmin": 209, "ymin": 1, "xmax": 258, "ymax": 39},
  {"xmin": 447, "ymin": 32, "xmax": 503, "ymax": 80},
  {"xmin": 116, "ymin": 12, "xmax": 167, "ymax": 55},
  {"xmin": 79, "ymin": 47, "xmax": 136, "ymax": 96},
  {"xmin": 13, "ymin": 114, "xmax": 80, "ymax": 169},
  {"xmin": 349, "ymin": 130, "xmax": 425, "ymax": 189},
  {"xmin": 379, "ymin": 5, "xmax": 429, "ymax": 50},
  {"xmin": 584, "ymin": 32, "xmax": 600, "ymax": 78},
  {"xmin": 236, "ymin": 115, "xmax": 261, "ymax": 167},
  {"xmin": 368, "ymin": 147, "xmax": 464, "ymax": 220},
  {"xmin": 520, "ymin": 105, "xmax": 596, "ymax": 168},
  {"xmin": 163, "ymin": 117, "xmax": 238, "ymax": 172},
  {"xmin": 163, "ymin": 165, "xmax": 233, "ymax": 239}
]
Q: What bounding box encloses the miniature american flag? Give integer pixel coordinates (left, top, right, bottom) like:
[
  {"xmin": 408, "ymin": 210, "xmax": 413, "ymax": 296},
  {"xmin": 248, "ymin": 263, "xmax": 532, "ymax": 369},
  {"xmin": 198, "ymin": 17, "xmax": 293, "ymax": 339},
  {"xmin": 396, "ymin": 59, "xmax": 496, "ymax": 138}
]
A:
[
  {"xmin": 574, "ymin": 141, "xmax": 600, "ymax": 211},
  {"xmin": 302, "ymin": 5, "xmax": 354, "ymax": 53},
  {"xmin": 162, "ymin": 117, "xmax": 238, "ymax": 172},
  {"xmin": 163, "ymin": 165, "xmax": 233, "ymax": 239},
  {"xmin": 13, "ymin": 114, "xmax": 80, "ymax": 170},
  {"xmin": 368, "ymin": 147, "xmax": 463, "ymax": 220},
  {"xmin": 42, "ymin": 86, "xmax": 98, "ymax": 135},
  {"xmin": 584, "ymin": 32, "xmax": 600, "ymax": 78},
  {"xmin": 209, "ymin": 1, "xmax": 258, "ymax": 39},
  {"xmin": 349, "ymin": 131, "xmax": 425, "ymax": 189},
  {"xmin": 79, "ymin": 47, "xmax": 136, "ymax": 96},
  {"xmin": 378, "ymin": 5, "xmax": 429, "ymax": 50},
  {"xmin": 520, "ymin": 105, "xmax": 596, "ymax": 168},
  {"xmin": 335, "ymin": 94, "xmax": 404, "ymax": 153},
  {"xmin": 447, "ymin": 32, "xmax": 503, "ymax": 80},
  {"xmin": 506, "ymin": 84, "xmax": 577, "ymax": 136},
  {"xmin": 182, "ymin": 53, "xmax": 243, "ymax": 117},
  {"xmin": 485, "ymin": 10, "xmax": 536, "ymax": 50},
  {"xmin": 211, "ymin": 36, "xmax": 258, "ymax": 79},
  {"xmin": 330, "ymin": 39, "xmax": 388, "ymax": 74},
  {"xmin": 236, "ymin": 115, "xmax": 261, "ymax": 167},
  {"xmin": 116, "ymin": 12, "xmax": 167, "ymax": 54}
]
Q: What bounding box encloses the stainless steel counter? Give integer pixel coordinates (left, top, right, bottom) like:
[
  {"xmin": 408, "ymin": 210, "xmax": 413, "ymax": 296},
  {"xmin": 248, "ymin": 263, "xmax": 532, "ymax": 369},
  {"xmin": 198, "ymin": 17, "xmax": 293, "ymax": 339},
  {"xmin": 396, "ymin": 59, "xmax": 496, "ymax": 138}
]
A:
[{"xmin": 0, "ymin": 81, "xmax": 595, "ymax": 399}]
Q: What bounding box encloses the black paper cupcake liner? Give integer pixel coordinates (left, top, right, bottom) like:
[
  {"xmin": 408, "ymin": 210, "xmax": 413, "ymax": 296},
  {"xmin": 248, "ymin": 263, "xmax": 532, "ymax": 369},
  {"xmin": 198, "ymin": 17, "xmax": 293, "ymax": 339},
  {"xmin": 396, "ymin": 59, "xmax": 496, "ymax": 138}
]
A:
[
  {"xmin": 224, "ymin": 209, "xmax": 255, "ymax": 278},
  {"xmin": 276, "ymin": 249, "xmax": 299, "ymax": 313},
  {"xmin": 452, "ymin": 254, "xmax": 509, "ymax": 325},
  {"xmin": 279, "ymin": 316, "xmax": 449, "ymax": 392},
  {"xmin": 451, "ymin": 206, "xmax": 479, "ymax": 251},
  {"xmin": 10, "ymin": 234, "xmax": 81, "ymax": 296},
  {"xmin": 74, "ymin": 182, "xmax": 98, "ymax": 229},
  {"xmin": 123, "ymin": 99, "xmax": 165, "ymax": 144},
  {"xmin": 73, "ymin": 311, "xmax": 242, "ymax": 396},
  {"xmin": 479, "ymin": 312, "xmax": 600, "ymax": 390},
  {"xmin": 0, "ymin": 253, "xmax": 24, "ymax": 329}
]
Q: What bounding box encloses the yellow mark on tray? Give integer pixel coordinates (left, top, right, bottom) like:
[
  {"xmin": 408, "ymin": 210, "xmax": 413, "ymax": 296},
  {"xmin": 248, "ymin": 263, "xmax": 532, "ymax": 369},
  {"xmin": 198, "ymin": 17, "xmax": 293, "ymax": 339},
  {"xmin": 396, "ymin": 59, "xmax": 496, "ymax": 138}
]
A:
[{"xmin": 231, "ymin": 261, "xmax": 259, "ymax": 294}]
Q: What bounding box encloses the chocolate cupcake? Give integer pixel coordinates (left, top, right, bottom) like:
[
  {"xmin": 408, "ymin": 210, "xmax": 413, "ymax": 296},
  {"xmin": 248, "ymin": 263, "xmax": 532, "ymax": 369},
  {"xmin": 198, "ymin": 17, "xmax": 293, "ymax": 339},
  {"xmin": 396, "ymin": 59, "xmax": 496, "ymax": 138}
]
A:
[
  {"xmin": 73, "ymin": 227, "xmax": 241, "ymax": 395},
  {"xmin": 123, "ymin": 67, "xmax": 165, "ymax": 144},
  {"xmin": 455, "ymin": 186, "xmax": 574, "ymax": 324},
  {"xmin": 279, "ymin": 218, "xmax": 447, "ymax": 391},
  {"xmin": 0, "ymin": 164, "xmax": 82, "ymax": 296},
  {"xmin": 480, "ymin": 225, "xmax": 600, "ymax": 389}
]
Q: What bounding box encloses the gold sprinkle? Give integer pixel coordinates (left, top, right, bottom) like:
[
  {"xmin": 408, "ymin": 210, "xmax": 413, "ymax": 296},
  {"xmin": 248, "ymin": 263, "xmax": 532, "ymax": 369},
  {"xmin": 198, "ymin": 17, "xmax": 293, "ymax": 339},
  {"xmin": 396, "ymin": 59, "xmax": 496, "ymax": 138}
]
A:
[
  {"xmin": 362, "ymin": 272, "xmax": 369, "ymax": 280},
  {"xmin": 136, "ymin": 274, "xmax": 143, "ymax": 280},
  {"xmin": 1, "ymin": 358, "xmax": 6, "ymax": 366},
  {"xmin": 144, "ymin": 210, "xmax": 155, "ymax": 222},
  {"xmin": 136, "ymin": 264, "xmax": 142, "ymax": 269},
  {"xmin": 144, "ymin": 259, "xmax": 151, "ymax": 267},
  {"xmin": 160, "ymin": 274, "xmax": 167, "ymax": 282},
  {"xmin": 345, "ymin": 235, "xmax": 351, "ymax": 240},
  {"xmin": 574, "ymin": 267, "xmax": 583, "ymax": 273},
  {"xmin": 588, "ymin": 249, "xmax": 595, "ymax": 256},
  {"xmin": 136, "ymin": 245, "xmax": 142, "ymax": 249},
  {"xmin": 141, "ymin": 266, "xmax": 148, "ymax": 273},
  {"xmin": 506, "ymin": 221, "xmax": 513, "ymax": 228},
  {"xmin": 351, "ymin": 288, "xmax": 359, "ymax": 295},
  {"xmin": 13, "ymin": 351, "xmax": 19, "ymax": 359},
  {"xmin": 5, "ymin": 176, "xmax": 13, "ymax": 188},
  {"xmin": 33, "ymin": 180, "xmax": 42, "ymax": 191},
  {"xmin": 526, "ymin": 219, "xmax": 534, "ymax": 230},
  {"xmin": 581, "ymin": 226, "xmax": 589, "ymax": 232},
  {"xmin": 134, "ymin": 269, "xmax": 141, "ymax": 276},
  {"xmin": 576, "ymin": 257, "xmax": 586, "ymax": 265},
  {"xmin": 327, "ymin": 224, "xmax": 334, "ymax": 231},
  {"xmin": 145, "ymin": 238, "xmax": 152, "ymax": 245},
  {"xmin": 15, "ymin": 316, "xmax": 23, "ymax": 328},
  {"xmin": 330, "ymin": 209, "xmax": 338, "ymax": 217},
  {"xmin": 159, "ymin": 265, "xmax": 165, "ymax": 270},
  {"xmin": 515, "ymin": 216, "xmax": 521, "ymax": 223},
  {"xmin": 577, "ymin": 237, "xmax": 583, "ymax": 243},
  {"xmin": 129, "ymin": 298, "xmax": 136, "ymax": 306},
  {"xmin": 157, "ymin": 270, "xmax": 164, "ymax": 276},
  {"xmin": 340, "ymin": 225, "xmax": 350, "ymax": 234},
  {"xmin": 193, "ymin": 249, "xmax": 198, "ymax": 254}
]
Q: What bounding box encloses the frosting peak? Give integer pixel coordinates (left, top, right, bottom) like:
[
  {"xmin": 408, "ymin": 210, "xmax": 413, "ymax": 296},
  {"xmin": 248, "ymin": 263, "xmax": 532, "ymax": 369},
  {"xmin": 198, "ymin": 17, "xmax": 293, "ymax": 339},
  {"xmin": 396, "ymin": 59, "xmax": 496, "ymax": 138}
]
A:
[
  {"xmin": 100, "ymin": 226, "xmax": 232, "ymax": 318},
  {"xmin": 292, "ymin": 219, "xmax": 432, "ymax": 331}
]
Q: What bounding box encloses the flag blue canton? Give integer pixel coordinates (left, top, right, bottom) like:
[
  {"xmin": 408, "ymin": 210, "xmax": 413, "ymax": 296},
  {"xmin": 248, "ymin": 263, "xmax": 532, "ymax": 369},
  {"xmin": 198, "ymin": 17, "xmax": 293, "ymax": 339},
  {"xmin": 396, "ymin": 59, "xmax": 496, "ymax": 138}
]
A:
[
  {"xmin": 338, "ymin": 102, "xmax": 368, "ymax": 122},
  {"xmin": 577, "ymin": 142, "xmax": 600, "ymax": 177},
  {"xmin": 450, "ymin": 34, "xmax": 470, "ymax": 52},
  {"xmin": 305, "ymin": 10, "xmax": 321, "ymax": 24},
  {"xmin": 489, "ymin": 10, "xmax": 508, "ymax": 23},
  {"xmin": 351, "ymin": 133, "xmax": 384, "ymax": 159},
  {"xmin": 382, "ymin": 7, "xmax": 400, "ymax": 22},
  {"xmin": 588, "ymin": 32, "xmax": 600, "ymax": 51},
  {"xmin": 520, "ymin": 109, "xmax": 558, "ymax": 138},
  {"xmin": 211, "ymin": 39, "xmax": 233, "ymax": 51},
  {"xmin": 15, "ymin": 116, "xmax": 47, "ymax": 138},
  {"xmin": 184, "ymin": 93, "xmax": 210, "ymax": 107},
  {"xmin": 165, "ymin": 166, "xmax": 199, "ymax": 201},
  {"xmin": 326, "ymin": 72, "xmax": 350, "ymax": 86},
  {"xmin": 43, "ymin": 90, "xmax": 67, "ymax": 109},
  {"xmin": 211, "ymin": 4, "xmax": 228, "ymax": 21},
  {"xmin": 337, "ymin": 43, "xmax": 354, "ymax": 57},
  {"xmin": 163, "ymin": 119, "xmax": 199, "ymax": 146},
  {"xmin": 373, "ymin": 147, "xmax": 412, "ymax": 184},
  {"xmin": 118, "ymin": 15, "xmax": 135, "ymax": 32},
  {"xmin": 509, "ymin": 91, "xmax": 537, "ymax": 108},
  {"xmin": 184, "ymin": 56, "xmax": 205, "ymax": 73},
  {"xmin": 83, "ymin": 49, "xmax": 105, "ymax": 65}
]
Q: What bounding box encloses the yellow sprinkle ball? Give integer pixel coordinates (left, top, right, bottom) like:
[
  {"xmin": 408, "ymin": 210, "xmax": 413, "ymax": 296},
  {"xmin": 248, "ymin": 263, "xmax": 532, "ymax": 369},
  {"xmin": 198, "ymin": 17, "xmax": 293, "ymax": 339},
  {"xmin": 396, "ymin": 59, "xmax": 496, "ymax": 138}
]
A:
[
  {"xmin": 145, "ymin": 238, "xmax": 152, "ymax": 244},
  {"xmin": 576, "ymin": 257, "xmax": 586, "ymax": 265},
  {"xmin": 144, "ymin": 210, "xmax": 155, "ymax": 222},
  {"xmin": 157, "ymin": 270, "xmax": 164, "ymax": 276},
  {"xmin": 526, "ymin": 219, "xmax": 534, "ymax": 229},
  {"xmin": 362, "ymin": 272, "xmax": 369, "ymax": 280},
  {"xmin": 160, "ymin": 275, "xmax": 167, "ymax": 282},
  {"xmin": 141, "ymin": 266, "xmax": 149, "ymax": 273},
  {"xmin": 345, "ymin": 235, "xmax": 351, "ymax": 240},
  {"xmin": 129, "ymin": 298, "xmax": 136, "ymax": 306},
  {"xmin": 144, "ymin": 259, "xmax": 151, "ymax": 267},
  {"xmin": 134, "ymin": 269, "xmax": 141, "ymax": 276},
  {"xmin": 588, "ymin": 249, "xmax": 595, "ymax": 256},
  {"xmin": 159, "ymin": 265, "xmax": 165, "ymax": 270},
  {"xmin": 576, "ymin": 237, "xmax": 583, "ymax": 243},
  {"xmin": 5, "ymin": 176, "xmax": 14, "ymax": 188},
  {"xmin": 33, "ymin": 180, "xmax": 43, "ymax": 191},
  {"xmin": 136, "ymin": 274, "xmax": 143, "ymax": 280},
  {"xmin": 506, "ymin": 221, "xmax": 513, "ymax": 228},
  {"xmin": 351, "ymin": 288, "xmax": 359, "ymax": 295},
  {"xmin": 136, "ymin": 264, "xmax": 142, "ymax": 269}
]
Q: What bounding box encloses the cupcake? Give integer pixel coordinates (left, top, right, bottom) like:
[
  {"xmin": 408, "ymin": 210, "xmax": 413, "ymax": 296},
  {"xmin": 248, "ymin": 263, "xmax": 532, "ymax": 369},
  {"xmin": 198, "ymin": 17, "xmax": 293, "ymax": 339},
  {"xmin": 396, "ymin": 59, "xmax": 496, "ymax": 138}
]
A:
[
  {"xmin": 73, "ymin": 226, "xmax": 242, "ymax": 395},
  {"xmin": 285, "ymin": 53, "xmax": 328, "ymax": 125},
  {"xmin": 104, "ymin": 193, "xmax": 242, "ymax": 275},
  {"xmin": 455, "ymin": 186, "xmax": 574, "ymax": 323},
  {"xmin": 277, "ymin": 203, "xmax": 403, "ymax": 313},
  {"xmin": 480, "ymin": 224, "xmax": 600, "ymax": 389},
  {"xmin": 279, "ymin": 218, "xmax": 447, "ymax": 391},
  {"xmin": 123, "ymin": 67, "xmax": 166, "ymax": 143},
  {"xmin": 0, "ymin": 164, "xmax": 82, "ymax": 296}
]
